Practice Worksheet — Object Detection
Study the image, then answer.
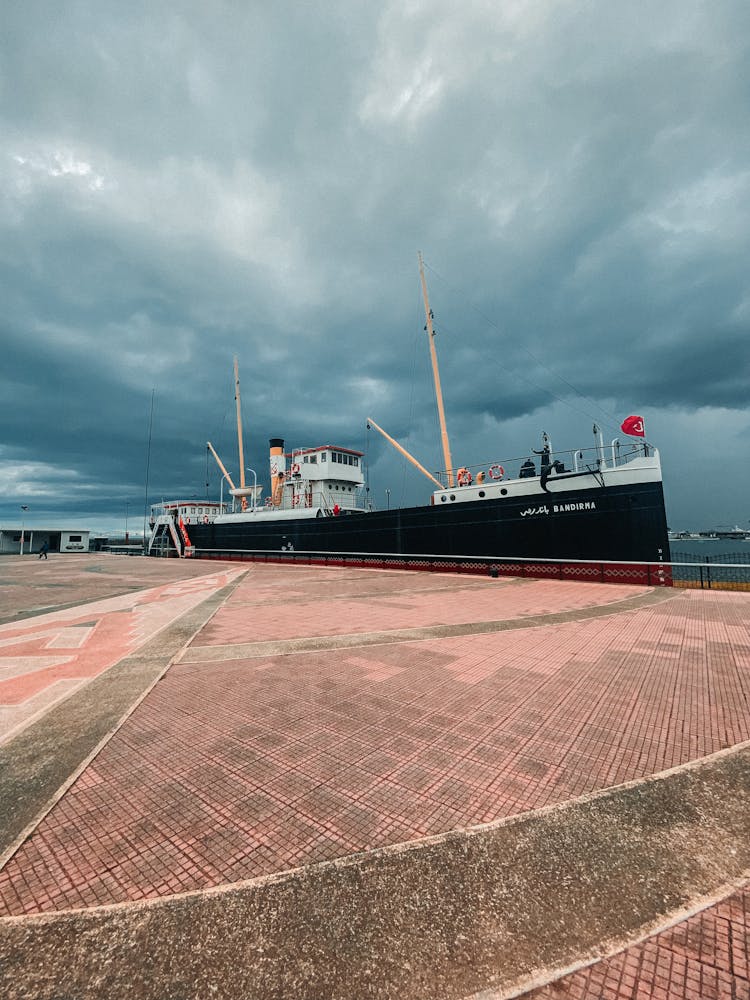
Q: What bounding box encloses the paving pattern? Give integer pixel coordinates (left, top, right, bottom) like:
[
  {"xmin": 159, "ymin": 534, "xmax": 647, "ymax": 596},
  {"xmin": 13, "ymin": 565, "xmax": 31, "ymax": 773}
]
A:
[
  {"xmin": 0, "ymin": 552, "xmax": 229, "ymax": 624},
  {"xmin": 1, "ymin": 558, "xmax": 749, "ymax": 998},
  {"xmin": 0, "ymin": 562, "xmax": 245, "ymax": 745},
  {"xmin": 527, "ymin": 883, "xmax": 750, "ymax": 999}
]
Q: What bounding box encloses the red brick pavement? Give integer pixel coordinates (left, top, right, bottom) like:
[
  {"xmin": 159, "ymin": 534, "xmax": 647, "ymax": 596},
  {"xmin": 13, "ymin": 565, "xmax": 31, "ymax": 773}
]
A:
[
  {"xmin": 0, "ymin": 566, "xmax": 244, "ymax": 745},
  {"xmin": 192, "ymin": 572, "xmax": 649, "ymax": 645},
  {"xmin": 524, "ymin": 883, "xmax": 750, "ymax": 999},
  {"xmin": 1, "ymin": 568, "xmax": 749, "ymax": 927}
]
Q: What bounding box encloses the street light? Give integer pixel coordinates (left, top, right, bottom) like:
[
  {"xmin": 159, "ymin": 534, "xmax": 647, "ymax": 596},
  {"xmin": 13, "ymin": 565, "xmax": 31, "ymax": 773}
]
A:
[
  {"xmin": 20, "ymin": 505, "xmax": 28, "ymax": 555},
  {"xmin": 125, "ymin": 501, "xmax": 130, "ymax": 544},
  {"xmin": 385, "ymin": 489, "xmax": 391, "ymax": 510}
]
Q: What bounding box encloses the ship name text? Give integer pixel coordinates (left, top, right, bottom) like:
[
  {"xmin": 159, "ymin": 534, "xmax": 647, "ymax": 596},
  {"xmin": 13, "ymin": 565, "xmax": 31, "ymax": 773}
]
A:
[{"xmin": 520, "ymin": 501, "xmax": 597, "ymax": 518}]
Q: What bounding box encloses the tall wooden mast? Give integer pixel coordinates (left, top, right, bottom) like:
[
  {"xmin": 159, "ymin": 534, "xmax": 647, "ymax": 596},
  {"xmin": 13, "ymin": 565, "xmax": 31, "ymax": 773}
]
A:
[
  {"xmin": 418, "ymin": 252, "xmax": 454, "ymax": 487},
  {"xmin": 234, "ymin": 357, "xmax": 248, "ymax": 510}
]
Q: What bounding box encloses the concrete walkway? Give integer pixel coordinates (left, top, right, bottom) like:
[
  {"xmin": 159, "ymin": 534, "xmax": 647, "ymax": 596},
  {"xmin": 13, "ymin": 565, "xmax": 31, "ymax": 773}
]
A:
[{"xmin": 0, "ymin": 555, "xmax": 749, "ymax": 998}]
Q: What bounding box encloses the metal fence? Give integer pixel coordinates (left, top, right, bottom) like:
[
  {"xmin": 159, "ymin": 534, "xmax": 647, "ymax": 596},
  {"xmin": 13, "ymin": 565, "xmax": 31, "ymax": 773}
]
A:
[{"xmin": 670, "ymin": 551, "xmax": 750, "ymax": 591}]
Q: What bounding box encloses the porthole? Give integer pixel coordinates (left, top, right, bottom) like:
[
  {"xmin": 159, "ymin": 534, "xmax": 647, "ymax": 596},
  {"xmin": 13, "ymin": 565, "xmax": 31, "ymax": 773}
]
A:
[
  {"xmin": 500, "ymin": 488, "xmax": 508, "ymax": 495},
  {"xmin": 478, "ymin": 490, "xmax": 485, "ymax": 498},
  {"xmin": 449, "ymin": 494, "xmax": 456, "ymax": 501},
  {"xmin": 441, "ymin": 495, "xmax": 447, "ymax": 502}
]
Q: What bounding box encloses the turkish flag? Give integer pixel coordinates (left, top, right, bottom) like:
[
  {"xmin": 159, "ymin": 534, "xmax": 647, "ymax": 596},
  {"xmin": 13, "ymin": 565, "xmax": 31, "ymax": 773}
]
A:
[{"xmin": 620, "ymin": 415, "xmax": 645, "ymax": 437}]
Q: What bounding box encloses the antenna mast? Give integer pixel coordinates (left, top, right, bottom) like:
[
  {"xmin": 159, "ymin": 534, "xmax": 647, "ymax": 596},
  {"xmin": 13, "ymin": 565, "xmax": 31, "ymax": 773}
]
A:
[{"xmin": 418, "ymin": 252, "xmax": 454, "ymax": 487}]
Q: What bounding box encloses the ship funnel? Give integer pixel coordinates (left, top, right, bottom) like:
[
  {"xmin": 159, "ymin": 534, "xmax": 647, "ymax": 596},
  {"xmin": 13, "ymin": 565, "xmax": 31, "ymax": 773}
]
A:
[{"xmin": 269, "ymin": 438, "xmax": 286, "ymax": 506}]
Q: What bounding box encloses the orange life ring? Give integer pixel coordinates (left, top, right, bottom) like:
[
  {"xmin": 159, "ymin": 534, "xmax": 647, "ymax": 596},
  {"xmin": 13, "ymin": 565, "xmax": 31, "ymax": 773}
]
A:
[
  {"xmin": 488, "ymin": 464, "xmax": 505, "ymax": 480},
  {"xmin": 457, "ymin": 468, "xmax": 472, "ymax": 486},
  {"xmin": 291, "ymin": 463, "xmax": 300, "ymax": 475}
]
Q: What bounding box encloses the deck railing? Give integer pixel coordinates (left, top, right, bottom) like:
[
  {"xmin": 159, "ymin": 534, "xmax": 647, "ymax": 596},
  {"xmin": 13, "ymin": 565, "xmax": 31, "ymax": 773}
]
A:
[{"xmin": 434, "ymin": 440, "xmax": 654, "ymax": 487}]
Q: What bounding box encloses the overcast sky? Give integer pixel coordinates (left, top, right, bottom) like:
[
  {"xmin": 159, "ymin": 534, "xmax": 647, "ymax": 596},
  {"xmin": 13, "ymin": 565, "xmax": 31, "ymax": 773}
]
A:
[{"xmin": 2, "ymin": 0, "xmax": 749, "ymax": 536}]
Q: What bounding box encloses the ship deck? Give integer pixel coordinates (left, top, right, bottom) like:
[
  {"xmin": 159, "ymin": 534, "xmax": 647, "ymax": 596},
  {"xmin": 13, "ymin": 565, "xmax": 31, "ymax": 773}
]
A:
[{"xmin": 0, "ymin": 554, "xmax": 748, "ymax": 999}]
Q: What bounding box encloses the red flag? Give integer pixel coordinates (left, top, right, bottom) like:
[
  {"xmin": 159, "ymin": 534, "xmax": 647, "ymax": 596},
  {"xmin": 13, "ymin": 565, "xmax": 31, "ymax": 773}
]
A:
[{"xmin": 620, "ymin": 415, "xmax": 645, "ymax": 437}]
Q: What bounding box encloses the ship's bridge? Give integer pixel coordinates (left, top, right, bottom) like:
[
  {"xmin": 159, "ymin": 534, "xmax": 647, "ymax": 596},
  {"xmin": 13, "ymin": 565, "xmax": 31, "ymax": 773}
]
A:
[
  {"xmin": 281, "ymin": 445, "xmax": 366, "ymax": 512},
  {"xmin": 292, "ymin": 446, "xmax": 364, "ymax": 486}
]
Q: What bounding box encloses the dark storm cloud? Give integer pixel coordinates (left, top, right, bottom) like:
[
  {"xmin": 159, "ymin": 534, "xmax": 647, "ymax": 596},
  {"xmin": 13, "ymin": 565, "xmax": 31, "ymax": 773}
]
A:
[{"xmin": 1, "ymin": 0, "xmax": 749, "ymax": 531}]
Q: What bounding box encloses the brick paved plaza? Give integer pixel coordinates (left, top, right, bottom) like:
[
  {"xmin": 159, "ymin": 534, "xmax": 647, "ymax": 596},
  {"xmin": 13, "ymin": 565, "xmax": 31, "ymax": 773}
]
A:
[{"xmin": 0, "ymin": 554, "xmax": 748, "ymax": 999}]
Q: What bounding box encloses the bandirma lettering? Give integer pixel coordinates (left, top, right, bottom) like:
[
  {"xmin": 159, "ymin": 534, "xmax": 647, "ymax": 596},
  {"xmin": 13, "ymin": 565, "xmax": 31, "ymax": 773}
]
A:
[{"xmin": 552, "ymin": 502, "xmax": 597, "ymax": 513}]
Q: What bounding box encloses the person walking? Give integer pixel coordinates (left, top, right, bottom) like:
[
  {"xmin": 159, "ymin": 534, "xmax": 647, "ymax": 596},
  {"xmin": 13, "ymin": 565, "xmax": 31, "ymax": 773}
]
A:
[{"xmin": 38, "ymin": 540, "xmax": 49, "ymax": 559}]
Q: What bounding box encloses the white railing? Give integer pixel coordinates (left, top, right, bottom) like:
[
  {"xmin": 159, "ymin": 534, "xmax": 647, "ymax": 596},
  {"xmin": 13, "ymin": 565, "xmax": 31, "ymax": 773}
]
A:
[{"xmin": 434, "ymin": 441, "xmax": 654, "ymax": 488}]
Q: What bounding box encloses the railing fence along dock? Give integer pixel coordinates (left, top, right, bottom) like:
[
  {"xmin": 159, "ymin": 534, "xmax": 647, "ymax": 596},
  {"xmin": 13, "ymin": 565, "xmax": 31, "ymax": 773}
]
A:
[
  {"xmin": 183, "ymin": 549, "xmax": 671, "ymax": 587},
  {"xmin": 670, "ymin": 550, "xmax": 750, "ymax": 591},
  {"xmin": 141, "ymin": 546, "xmax": 750, "ymax": 591}
]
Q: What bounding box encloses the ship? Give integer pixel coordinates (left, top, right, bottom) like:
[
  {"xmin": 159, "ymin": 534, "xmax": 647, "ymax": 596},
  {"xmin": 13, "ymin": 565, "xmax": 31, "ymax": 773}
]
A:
[{"xmin": 148, "ymin": 257, "xmax": 670, "ymax": 572}]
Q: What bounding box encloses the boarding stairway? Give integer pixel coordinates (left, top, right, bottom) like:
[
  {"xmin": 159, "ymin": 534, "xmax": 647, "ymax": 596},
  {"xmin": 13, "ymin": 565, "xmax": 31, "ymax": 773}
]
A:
[{"xmin": 148, "ymin": 516, "xmax": 190, "ymax": 557}]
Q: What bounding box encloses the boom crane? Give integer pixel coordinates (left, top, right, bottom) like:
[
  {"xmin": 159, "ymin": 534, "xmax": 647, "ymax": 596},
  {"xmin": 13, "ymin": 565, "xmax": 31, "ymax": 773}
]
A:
[{"xmin": 418, "ymin": 252, "xmax": 455, "ymax": 487}]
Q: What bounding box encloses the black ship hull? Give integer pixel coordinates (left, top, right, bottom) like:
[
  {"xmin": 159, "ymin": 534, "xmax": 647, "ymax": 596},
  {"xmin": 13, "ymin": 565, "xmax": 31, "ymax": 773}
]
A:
[{"xmin": 185, "ymin": 479, "xmax": 670, "ymax": 564}]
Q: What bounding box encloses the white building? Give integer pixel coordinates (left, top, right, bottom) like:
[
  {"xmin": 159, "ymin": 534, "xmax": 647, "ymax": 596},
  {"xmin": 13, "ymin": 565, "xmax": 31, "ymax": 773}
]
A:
[{"xmin": 0, "ymin": 527, "xmax": 90, "ymax": 555}]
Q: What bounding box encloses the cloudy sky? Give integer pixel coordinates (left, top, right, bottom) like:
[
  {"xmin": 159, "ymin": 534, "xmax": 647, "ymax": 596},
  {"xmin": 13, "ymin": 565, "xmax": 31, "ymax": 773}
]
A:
[{"xmin": 2, "ymin": 0, "xmax": 749, "ymax": 536}]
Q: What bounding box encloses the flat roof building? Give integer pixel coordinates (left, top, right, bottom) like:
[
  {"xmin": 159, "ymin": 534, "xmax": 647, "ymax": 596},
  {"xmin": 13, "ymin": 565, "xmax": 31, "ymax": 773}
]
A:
[{"xmin": 0, "ymin": 528, "xmax": 90, "ymax": 555}]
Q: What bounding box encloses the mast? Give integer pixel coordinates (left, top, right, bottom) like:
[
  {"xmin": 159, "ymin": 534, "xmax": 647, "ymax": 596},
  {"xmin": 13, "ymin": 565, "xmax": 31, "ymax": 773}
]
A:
[
  {"xmin": 418, "ymin": 252, "xmax": 454, "ymax": 487},
  {"xmin": 233, "ymin": 357, "xmax": 248, "ymax": 510}
]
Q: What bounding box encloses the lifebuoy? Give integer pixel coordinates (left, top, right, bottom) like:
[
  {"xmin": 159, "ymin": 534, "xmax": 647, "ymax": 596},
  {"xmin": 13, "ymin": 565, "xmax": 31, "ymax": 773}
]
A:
[
  {"xmin": 292, "ymin": 495, "xmax": 300, "ymax": 506},
  {"xmin": 291, "ymin": 463, "xmax": 300, "ymax": 475},
  {"xmin": 489, "ymin": 464, "xmax": 505, "ymax": 480},
  {"xmin": 457, "ymin": 468, "xmax": 472, "ymax": 486},
  {"xmin": 265, "ymin": 497, "xmax": 273, "ymax": 506}
]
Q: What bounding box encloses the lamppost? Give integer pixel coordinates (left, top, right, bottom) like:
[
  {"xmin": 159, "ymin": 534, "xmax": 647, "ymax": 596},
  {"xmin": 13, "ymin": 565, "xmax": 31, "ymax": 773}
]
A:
[
  {"xmin": 246, "ymin": 468, "xmax": 257, "ymax": 511},
  {"xmin": 20, "ymin": 505, "xmax": 28, "ymax": 555},
  {"xmin": 385, "ymin": 489, "xmax": 391, "ymax": 510},
  {"xmin": 125, "ymin": 501, "xmax": 130, "ymax": 544}
]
